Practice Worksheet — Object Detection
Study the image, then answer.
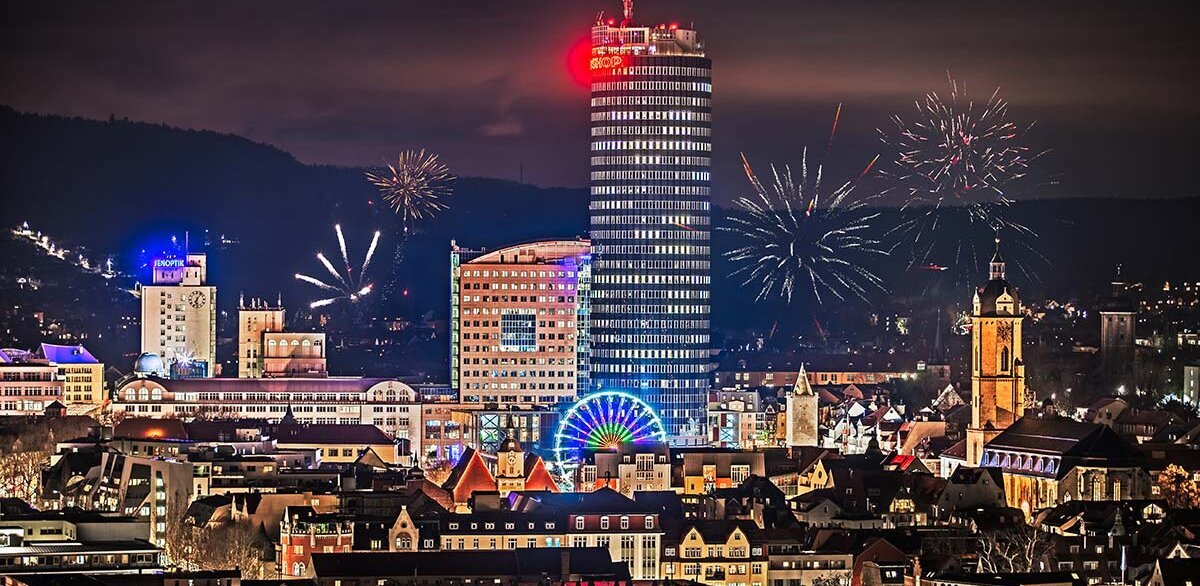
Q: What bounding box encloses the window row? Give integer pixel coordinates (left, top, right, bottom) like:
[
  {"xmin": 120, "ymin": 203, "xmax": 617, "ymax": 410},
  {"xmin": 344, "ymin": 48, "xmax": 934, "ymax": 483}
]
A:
[
  {"xmin": 592, "ymin": 155, "xmax": 710, "ymax": 167},
  {"xmin": 590, "ymin": 303, "xmax": 709, "ymax": 315},
  {"xmin": 592, "ymin": 244, "xmax": 710, "ymax": 255},
  {"xmin": 591, "ymin": 230, "xmax": 709, "ymax": 242},
  {"xmin": 592, "ymin": 125, "xmax": 710, "ymax": 137},
  {"xmin": 591, "ymin": 140, "xmax": 710, "ymax": 153},
  {"xmin": 592, "ymin": 109, "xmax": 709, "ymax": 122},
  {"xmin": 591, "ymin": 170, "xmax": 709, "ymax": 181},
  {"xmin": 594, "ymin": 319, "xmax": 709, "ymax": 330},
  {"xmin": 590, "ymin": 337, "xmax": 710, "ymax": 348},
  {"xmin": 460, "ymin": 301, "xmax": 575, "ymax": 314},
  {"xmin": 590, "ymin": 199, "xmax": 709, "ymax": 211},
  {"xmin": 618, "ymin": 66, "xmax": 710, "ymax": 77},
  {"xmin": 590, "ymin": 214, "xmax": 709, "ymax": 226},
  {"xmin": 592, "ymin": 96, "xmax": 710, "ymax": 108},
  {"xmin": 459, "ymin": 269, "xmax": 576, "ymax": 278},
  {"xmin": 592, "ymin": 81, "xmax": 711, "ymax": 93},
  {"xmin": 592, "ymin": 273, "xmax": 709, "ymax": 285}
]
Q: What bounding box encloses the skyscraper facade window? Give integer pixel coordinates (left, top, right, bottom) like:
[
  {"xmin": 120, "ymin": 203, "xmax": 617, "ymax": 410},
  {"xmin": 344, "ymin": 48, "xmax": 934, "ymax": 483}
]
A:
[{"xmin": 588, "ymin": 6, "xmax": 711, "ymax": 445}]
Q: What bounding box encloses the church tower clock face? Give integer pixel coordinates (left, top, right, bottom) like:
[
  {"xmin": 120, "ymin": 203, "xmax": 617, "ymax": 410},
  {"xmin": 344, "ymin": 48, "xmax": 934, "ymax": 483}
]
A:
[{"xmin": 997, "ymin": 321, "xmax": 1013, "ymax": 344}]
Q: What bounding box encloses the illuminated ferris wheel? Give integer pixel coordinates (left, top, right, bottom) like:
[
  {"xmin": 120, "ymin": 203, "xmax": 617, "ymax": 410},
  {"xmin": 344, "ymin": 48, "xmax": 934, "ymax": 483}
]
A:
[{"xmin": 554, "ymin": 391, "xmax": 667, "ymax": 471}]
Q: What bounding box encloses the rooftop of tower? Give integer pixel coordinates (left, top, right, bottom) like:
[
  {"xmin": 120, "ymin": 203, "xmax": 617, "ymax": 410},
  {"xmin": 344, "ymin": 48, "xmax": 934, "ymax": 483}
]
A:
[
  {"xmin": 975, "ymin": 236, "xmax": 1021, "ymax": 316},
  {"xmin": 591, "ymin": 1, "xmax": 703, "ymax": 57}
]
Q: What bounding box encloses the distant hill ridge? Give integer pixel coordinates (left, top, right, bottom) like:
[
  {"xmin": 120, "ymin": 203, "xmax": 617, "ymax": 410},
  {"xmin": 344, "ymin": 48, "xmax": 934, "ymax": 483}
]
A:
[{"xmin": 2, "ymin": 105, "xmax": 1197, "ymax": 312}]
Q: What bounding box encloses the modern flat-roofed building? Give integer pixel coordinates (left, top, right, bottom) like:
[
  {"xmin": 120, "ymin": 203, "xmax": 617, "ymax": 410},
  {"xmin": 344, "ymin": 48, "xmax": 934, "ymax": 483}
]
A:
[
  {"xmin": 450, "ymin": 239, "xmax": 591, "ymax": 407},
  {"xmin": 0, "ymin": 348, "xmax": 63, "ymax": 415}
]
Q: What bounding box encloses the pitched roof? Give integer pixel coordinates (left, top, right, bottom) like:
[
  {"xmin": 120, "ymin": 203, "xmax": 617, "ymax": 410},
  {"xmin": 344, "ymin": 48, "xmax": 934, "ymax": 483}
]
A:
[
  {"xmin": 138, "ymin": 376, "xmax": 399, "ymax": 394},
  {"xmin": 273, "ymin": 423, "xmax": 393, "ymax": 445},
  {"xmin": 39, "ymin": 343, "xmax": 100, "ymax": 364},
  {"xmin": 948, "ymin": 466, "xmax": 1004, "ymax": 487},
  {"xmin": 984, "ymin": 416, "xmax": 1143, "ymax": 478},
  {"xmin": 522, "ymin": 453, "xmax": 559, "ymax": 492},
  {"xmin": 115, "ymin": 417, "xmax": 191, "ymax": 440},
  {"xmin": 512, "ymin": 487, "xmax": 646, "ymax": 514},
  {"xmin": 941, "ymin": 438, "xmax": 967, "ymax": 460},
  {"xmin": 442, "ymin": 448, "xmax": 495, "ymax": 504}
]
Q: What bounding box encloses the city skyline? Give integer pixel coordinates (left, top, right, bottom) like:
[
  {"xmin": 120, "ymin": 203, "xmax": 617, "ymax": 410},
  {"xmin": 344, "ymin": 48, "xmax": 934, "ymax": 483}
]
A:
[{"xmin": 2, "ymin": 2, "xmax": 1200, "ymax": 584}]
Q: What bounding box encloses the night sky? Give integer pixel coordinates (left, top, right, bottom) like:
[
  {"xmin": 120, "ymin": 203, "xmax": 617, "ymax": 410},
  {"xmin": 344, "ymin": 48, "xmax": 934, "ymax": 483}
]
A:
[{"xmin": 2, "ymin": 0, "xmax": 1196, "ymax": 203}]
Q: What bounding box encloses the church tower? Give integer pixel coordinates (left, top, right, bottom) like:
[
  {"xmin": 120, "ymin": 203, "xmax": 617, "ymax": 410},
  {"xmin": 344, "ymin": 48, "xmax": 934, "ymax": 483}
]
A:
[
  {"xmin": 1099, "ymin": 265, "xmax": 1136, "ymax": 389},
  {"xmin": 786, "ymin": 365, "xmax": 819, "ymax": 447},
  {"xmin": 967, "ymin": 239, "xmax": 1027, "ymax": 467},
  {"xmin": 495, "ymin": 429, "xmax": 526, "ymax": 495}
]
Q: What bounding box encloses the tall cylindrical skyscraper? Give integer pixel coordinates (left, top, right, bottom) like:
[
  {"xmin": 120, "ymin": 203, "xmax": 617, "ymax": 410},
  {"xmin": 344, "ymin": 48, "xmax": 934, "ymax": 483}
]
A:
[{"xmin": 588, "ymin": 4, "xmax": 711, "ymax": 445}]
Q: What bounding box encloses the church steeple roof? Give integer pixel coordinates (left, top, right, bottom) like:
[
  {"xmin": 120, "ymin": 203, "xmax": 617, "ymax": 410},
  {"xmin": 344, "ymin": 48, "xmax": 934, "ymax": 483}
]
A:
[
  {"xmin": 792, "ymin": 364, "xmax": 814, "ymax": 396},
  {"xmin": 498, "ymin": 427, "xmax": 523, "ymax": 453},
  {"xmin": 989, "ymin": 235, "xmax": 1006, "ymax": 280},
  {"xmin": 975, "ymin": 233, "xmax": 1020, "ymax": 316}
]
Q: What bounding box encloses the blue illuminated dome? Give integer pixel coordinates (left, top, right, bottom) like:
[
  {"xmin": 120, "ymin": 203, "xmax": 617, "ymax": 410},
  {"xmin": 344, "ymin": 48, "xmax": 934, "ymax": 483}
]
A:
[{"xmin": 133, "ymin": 352, "xmax": 166, "ymax": 377}]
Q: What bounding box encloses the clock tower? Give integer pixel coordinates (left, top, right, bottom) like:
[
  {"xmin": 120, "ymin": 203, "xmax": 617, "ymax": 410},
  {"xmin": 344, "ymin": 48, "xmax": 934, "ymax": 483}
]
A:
[
  {"xmin": 967, "ymin": 239, "xmax": 1027, "ymax": 467},
  {"xmin": 495, "ymin": 429, "xmax": 526, "ymax": 495},
  {"xmin": 140, "ymin": 252, "xmax": 217, "ymax": 378}
]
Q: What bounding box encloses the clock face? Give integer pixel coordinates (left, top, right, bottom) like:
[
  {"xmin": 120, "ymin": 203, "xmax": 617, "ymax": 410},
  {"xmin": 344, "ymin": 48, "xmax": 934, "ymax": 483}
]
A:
[
  {"xmin": 997, "ymin": 321, "xmax": 1013, "ymax": 343},
  {"xmin": 507, "ymin": 452, "xmax": 518, "ymax": 466},
  {"xmin": 187, "ymin": 290, "xmax": 207, "ymax": 308}
]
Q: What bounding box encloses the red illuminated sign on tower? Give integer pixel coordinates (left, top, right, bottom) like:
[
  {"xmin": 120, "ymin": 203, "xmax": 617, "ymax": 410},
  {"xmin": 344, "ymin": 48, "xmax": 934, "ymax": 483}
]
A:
[{"xmin": 589, "ymin": 55, "xmax": 625, "ymax": 71}]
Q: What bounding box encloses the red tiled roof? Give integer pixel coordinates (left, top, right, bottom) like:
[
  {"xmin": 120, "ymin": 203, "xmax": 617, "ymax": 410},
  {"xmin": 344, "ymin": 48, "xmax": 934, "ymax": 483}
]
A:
[
  {"xmin": 442, "ymin": 448, "xmax": 496, "ymax": 505},
  {"xmin": 523, "ymin": 454, "xmax": 559, "ymax": 492}
]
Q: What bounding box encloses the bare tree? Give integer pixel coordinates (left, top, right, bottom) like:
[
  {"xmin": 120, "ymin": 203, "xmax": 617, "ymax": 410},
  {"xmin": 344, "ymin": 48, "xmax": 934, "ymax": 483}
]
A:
[
  {"xmin": 0, "ymin": 417, "xmax": 95, "ymax": 503},
  {"xmin": 0, "ymin": 439, "xmax": 46, "ymax": 502},
  {"xmin": 975, "ymin": 525, "xmax": 1056, "ymax": 573},
  {"xmin": 161, "ymin": 500, "xmax": 269, "ymax": 578},
  {"xmin": 812, "ymin": 572, "xmax": 852, "ymax": 586}
]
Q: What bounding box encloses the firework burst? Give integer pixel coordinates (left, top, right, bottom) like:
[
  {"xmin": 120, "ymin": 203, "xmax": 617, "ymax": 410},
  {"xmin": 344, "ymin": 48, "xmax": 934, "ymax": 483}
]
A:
[
  {"xmin": 295, "ymin": 224, "xmax": 381, "ymax": 309},
  {"xmin": 879, "ymin": 75, "xmax": 1051, "ymax": 280},
  {"xmin": 366, "ymin": 149, "xmax": 455, "ymax": 234},
  {"xmin": 724, "ymin": 150, "xmax": 888, "ymax": 306}
]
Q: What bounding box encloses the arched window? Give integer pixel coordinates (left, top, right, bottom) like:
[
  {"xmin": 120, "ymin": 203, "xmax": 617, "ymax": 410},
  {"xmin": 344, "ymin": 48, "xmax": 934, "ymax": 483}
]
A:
[
  {"xmin": 1092, "ymin": 475, "xmax": 1105, "ymax": 500},
  {"xmin": 1000, "ymin": 347, "xmax": 1010, "ymax": 371},
  {"xmin": 399, "ymin": 535, "xmax": 412, "ymax": 550},
  {"xmin": 1112, "ymin": 477, "xmax": 1122, "ymax": 500}
]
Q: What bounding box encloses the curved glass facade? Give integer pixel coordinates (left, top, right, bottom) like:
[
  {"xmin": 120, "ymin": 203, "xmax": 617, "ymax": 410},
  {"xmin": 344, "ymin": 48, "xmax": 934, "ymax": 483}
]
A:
[{"xmin": 588, "ymin": 21, "xmax": 711, "ymax": 445}]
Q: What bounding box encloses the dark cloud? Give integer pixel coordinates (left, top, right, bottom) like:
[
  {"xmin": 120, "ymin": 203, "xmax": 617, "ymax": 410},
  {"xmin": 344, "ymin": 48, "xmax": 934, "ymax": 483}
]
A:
[{"xmin": 2, "ymin": 0, "xmax": 1196, "ymax": 200}]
